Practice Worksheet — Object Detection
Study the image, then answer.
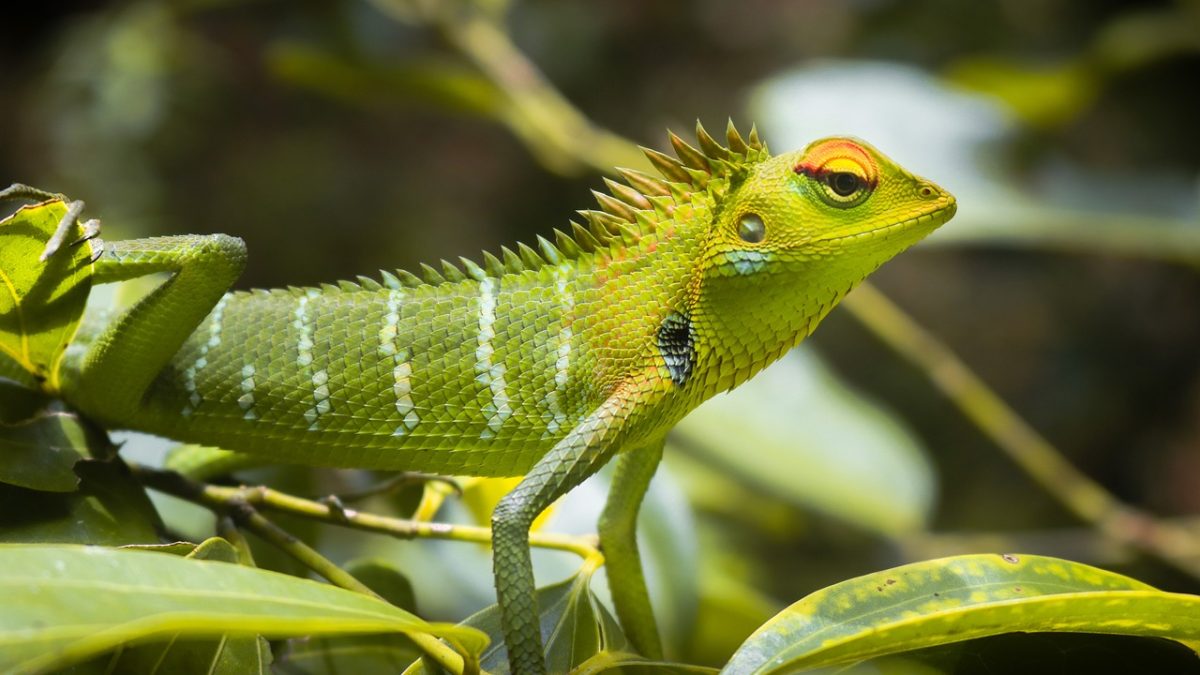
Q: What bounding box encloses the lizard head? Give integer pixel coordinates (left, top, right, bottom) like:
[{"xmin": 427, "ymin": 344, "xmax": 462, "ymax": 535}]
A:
[{"xmin": 690, "ymin": 135, "xmax": 956, "ymax": 389}]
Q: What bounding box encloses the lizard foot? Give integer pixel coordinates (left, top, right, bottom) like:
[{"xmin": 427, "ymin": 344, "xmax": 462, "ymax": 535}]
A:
[
  {"xmin": 0, "ymin": 184, "xmax": 92, "ymax": 262},
  {"xmin": 75, "ymin": 218, "xmax": 105, "ymax": 262}
]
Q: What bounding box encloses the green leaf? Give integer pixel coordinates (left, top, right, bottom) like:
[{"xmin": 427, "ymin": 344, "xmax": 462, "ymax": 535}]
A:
[
  {"xmin": 723, "ymin": 553, "xmax": 1200, "ymax": 674},
  {"xmin": 187, "ymin": 535, "xmax": 242, "ymax": 563},
  {"xmin": 0, "ymin": 380, "xmax": 112, "ymax": 494},
  {"xmin": 164, "ymin": 444, "xmax": 262, "ymax": 479},
  {"xmin": 672, "ymin": 349, "xmax": 935, "ymax": 535},
  {"xmin": 78, "ymin": 633, "xmax": 273, "ymax": 675},
  {"xmin": 266, "ymin": 42, "xmax": 503, "ymax": 117},
  {"xmin": 0, "ymin": 459, "xmax": 163, "ymax": 544},
  {"xmin": 572, "ymin": 651, "xmax": 720, "ymax": 674},
  {"xmin": 406, "ymin": 564, "xmax": 626, "ymax": 675},
  {"xmin": 0, "ymin": 200, "xmax": 95, "ymax": 389},
  {"xmin": 0, "ymin": 408, "xmax": 91, "ymax": 492},
  {"xmin": 276, "ymin": 632, "xmax": 418, "ymax": 675},
  {"xmin": 0, "ymin": 543, "xmax": 485, "ymax": 674},
  {"xmin": 274, "ymin": 559, "xmax": 421, "ymax": 674},
  {"xmin": 946, "ymin": 57, "xmax": 1098, "ymax": 129},
  {"xmin": 77, "ymin": 538, "xmax": 272, "ymax": 675},
  {"xmin": 844, "ymin": 632, "xmax": 1200, "ymax": 675}
]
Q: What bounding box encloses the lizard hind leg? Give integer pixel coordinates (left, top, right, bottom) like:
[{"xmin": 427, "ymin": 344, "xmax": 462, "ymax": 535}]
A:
[
  {"xmin": 598, "ymin": 438, "xmax": 666, "ymax": 659},
  {"xmin": 65, "ymin": 234, "xmax": 247, "ymax": 423}
]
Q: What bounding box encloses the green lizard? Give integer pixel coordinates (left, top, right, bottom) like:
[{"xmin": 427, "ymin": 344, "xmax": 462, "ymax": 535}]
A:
[{"xmin": 4, "ymin": 122, "xmax": 955, "ymax": 673}]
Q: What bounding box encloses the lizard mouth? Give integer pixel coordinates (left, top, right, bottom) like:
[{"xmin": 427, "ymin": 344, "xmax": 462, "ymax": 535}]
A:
[{"xmin": 814, "ymin": 198, "xmax": 957, "ymax": 244}]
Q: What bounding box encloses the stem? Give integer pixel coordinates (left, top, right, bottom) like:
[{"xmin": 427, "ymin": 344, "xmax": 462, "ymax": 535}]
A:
[
  {"xmin": 133, "ymin": 464, "xmax": 599, "ymax": 560},
  {"xmin": 129, "ymin": 463, "xmax": 475, "ymax": 674},
  {"xmin": 844, "ymin": 281, "xmax": 1200, "ymax": 577},
  {"xmin": 369, "ymin": 0, "xmax": 646, "ymax": 175}
]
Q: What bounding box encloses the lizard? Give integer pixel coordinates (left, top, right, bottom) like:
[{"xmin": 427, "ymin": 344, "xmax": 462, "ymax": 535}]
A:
[{"xmin": 1, "ymin": 121, "xmax": 956, "ymax": 674}]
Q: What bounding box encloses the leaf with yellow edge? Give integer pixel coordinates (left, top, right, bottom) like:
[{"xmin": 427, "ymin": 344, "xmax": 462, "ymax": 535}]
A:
[
  {"xmin": 0, "ymin": 200, "xmax": 95, "ymax": 390},
  {"xmin": 723, "ymin": 553, "xmax": 1200, "ymax": 674}
]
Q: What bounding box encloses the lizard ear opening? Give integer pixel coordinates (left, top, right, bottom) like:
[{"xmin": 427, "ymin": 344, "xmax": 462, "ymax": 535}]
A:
[{"xmin": 737, "ymin": 212, "xmax": 766, "ymax": 243}]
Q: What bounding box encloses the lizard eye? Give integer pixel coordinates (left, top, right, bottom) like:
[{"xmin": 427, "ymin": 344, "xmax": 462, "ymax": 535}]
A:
[
  {"xmin": 827, "ymin": 171, "xmax": 862, "ymax": 197},
  {"xmin": 737, "ymin": 213, "xmax": 766, "ymax": 243},
  {"xmin": 795, "ymin": 139, "xmax": 878, "ymax": 209},
  {"xmin": 813, "ymin": 165, "xmax": 870, "ymax": 208}
]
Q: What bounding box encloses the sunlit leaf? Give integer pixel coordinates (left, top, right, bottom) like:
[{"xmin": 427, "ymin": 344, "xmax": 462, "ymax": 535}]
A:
[
  {"xmin": 723, "ymin": 553, "xmax": 1200, "ymax": 674},
  {"xmin": 77, "ymin": 538, "xmax": 272, "ymax": 675},
  {"xmin": 672, "ymin": 349, "xmax": 935, "ymax": 534},
  {"xmin": 0, "ymin": 200, "xmax": 95, "ymax": 390},
  {"xmin": 460, "ymin": 476, "xmax": 557, "ymax": 533},
  {"xmin": 163, "ymin": 444, "xmax": 260, "ymax": 479},
  {"xmin": 0, "ymin": 544, "xmax": 485, "ymax": 674}
]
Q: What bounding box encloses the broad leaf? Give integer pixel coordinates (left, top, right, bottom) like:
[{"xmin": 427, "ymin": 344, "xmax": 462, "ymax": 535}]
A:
[
  {"xmin": 77, "ymin": 538, "xmax": 271, "ymax": 675},
  {"xmin": 723, "ymin": 553, "xmax": 1200, "ymax": 674},
  {"xmin": 276, "ymin": 632, "xmax": 418, "ymax": 675},
  {"xmin": 406, "ymin": 564, "xmax": 627, "ymax": 675},
  {"xmin": 0, "ymin": 407, "xmax": 93, "ymax": 492},
  {"xmin": 0, "ymin": 459, "xmax": 162, "ymax": 544},
  {"xmin": 0, "ymin": 200, "xmax": 95, "ymax": 389},
  {"xmin": 840, "ymin": 632, "xmax": 1200, "ymax": 674},
  {"xmin": 0, "ymin": 544, "xmax": 485, "ymax": 674},
  {"xmin": 275, "ymin": 559, "xmax": 421, "ymax": 674},
  {"xmin": 164, "ymin": 444, "xmax": 263, "ymax": 479},
  {"xmin": 672, "ymin": 349, "xmax": 934, "ymax": 534}
]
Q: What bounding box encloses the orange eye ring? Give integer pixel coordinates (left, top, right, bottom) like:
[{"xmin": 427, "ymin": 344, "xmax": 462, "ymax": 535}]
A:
[{"xmin": 794, "ymin": 140, "xmax": 878, "ymax": 208}]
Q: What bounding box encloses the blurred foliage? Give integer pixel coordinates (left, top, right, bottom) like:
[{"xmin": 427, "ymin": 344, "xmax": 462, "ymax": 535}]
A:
[{"xmin": 2, "ymin": 0, "xmax": 1199, "ymax": 672}]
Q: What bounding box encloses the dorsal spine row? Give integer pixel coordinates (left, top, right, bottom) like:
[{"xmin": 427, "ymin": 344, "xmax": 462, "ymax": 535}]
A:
[{"xmin": 286, "ymin": 121, "xmax": 769, "ymax": 300}]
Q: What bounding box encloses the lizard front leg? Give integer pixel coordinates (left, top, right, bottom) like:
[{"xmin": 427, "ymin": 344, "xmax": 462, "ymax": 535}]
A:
[
  {"xmin": 598, "ymin": 437, "xmax": 665, "ymax": 659},
  {"xmin": 0, "ymin": 184, "xmax": 98, "ymax": 260},
  {"xmin": 491, "ymin": 387, "xmax": 638, "ymax": 674}
]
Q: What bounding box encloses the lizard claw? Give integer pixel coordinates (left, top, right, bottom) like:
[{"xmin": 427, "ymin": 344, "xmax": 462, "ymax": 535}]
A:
[
  {"xmin": 88, "ymin": 237, "xmax": 106, "ymax": 263},
  {"xmin": 73, "ymin": 218, "xmax": 103, "ymax": 244},
  {"xmin": 73, "ymin": 218, "xmax": 105, "ymax": 262}
]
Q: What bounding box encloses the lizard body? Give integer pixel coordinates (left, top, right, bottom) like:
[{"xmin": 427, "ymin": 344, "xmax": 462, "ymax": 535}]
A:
[{"xmin": 26, "ymin": 123, "xmax": 956, "ymax": 673}]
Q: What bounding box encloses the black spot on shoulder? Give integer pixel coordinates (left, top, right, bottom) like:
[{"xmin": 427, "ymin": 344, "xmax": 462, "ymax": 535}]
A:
[{"xmin": 657, "ymin": 311, "xmax": 696, "ymax": 387}]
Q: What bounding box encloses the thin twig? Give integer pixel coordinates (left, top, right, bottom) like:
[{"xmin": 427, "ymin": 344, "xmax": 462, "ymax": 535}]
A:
[
  {"xmin": 133, "ymin": 464, "xmax": 599, "ymax": 560},
  {"xmin": 843, "ymin": 282, "xmax": 1200, "ymax": 578},
  {"xmin": 325, "ymin": 471, "xmax": 463, "ymax": 503},
  {"xmin": 129, "ymin": 463, "xmax": 476, "ymax": 674},
  {"xmin": 369, "ymin": 0, "xmax": 646, "ymax": 176}
]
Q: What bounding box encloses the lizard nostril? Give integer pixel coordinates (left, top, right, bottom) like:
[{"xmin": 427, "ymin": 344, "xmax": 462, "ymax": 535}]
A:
[{"xmin": 917, "ymin": 183, "xmax": 939, "ymax": 200}]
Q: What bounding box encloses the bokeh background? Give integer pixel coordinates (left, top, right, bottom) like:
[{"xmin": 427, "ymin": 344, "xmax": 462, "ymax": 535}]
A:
[{"xmin": 3, "ymin": 0, "xmax": 1199, "ymax": 670}]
